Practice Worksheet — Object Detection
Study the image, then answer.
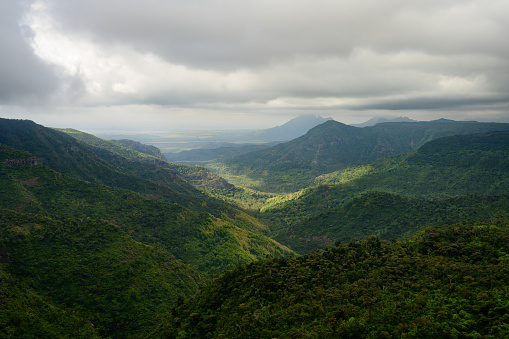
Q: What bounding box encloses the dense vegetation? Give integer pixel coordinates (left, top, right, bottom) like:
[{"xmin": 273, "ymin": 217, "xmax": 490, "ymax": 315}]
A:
[
  {"xmin": 0, "ymin": 144, "xmax": 292, "ymax": 277},
  {"xmin": 260, "ymin": 131, "xmax": 509, "ymax": 237},
  {"xmin": 212, "ymin": 119, "xmax": 509, "ymax": 192},
  {"xmin": 0, "ymin": 265, "xmax": 99, "ymax": 338},
  {"xmin": 273, "ymin": 192, "xmax": 509, "ymax": 254},
  {"xmin": 3, "ymin": 117, "xmax": 509, "ymax": 338},
  {"xmin": 55, "ymin": 128, "xmax": 163, "ymax": 162},
  {"xmin": 57, "ymin": 125, "xmax": 236, "ymax": 193},
  {"xmin": 0, "ymin": 208, "xmax": 202, "ymax": 337},
  {"xmin": 153, "ymin": 220, "xmax": 509, "ymax": 338}
]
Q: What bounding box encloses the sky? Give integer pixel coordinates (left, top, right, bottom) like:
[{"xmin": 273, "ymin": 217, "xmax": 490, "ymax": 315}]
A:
[{"xmin": 1, "ymin": 0, "xmax": 509, "ymax": 132}]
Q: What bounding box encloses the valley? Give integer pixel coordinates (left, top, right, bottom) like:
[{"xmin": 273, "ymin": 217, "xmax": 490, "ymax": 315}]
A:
[{"xmin": 1, "ymin": 116, "xmax": 509, "ymax": 337}]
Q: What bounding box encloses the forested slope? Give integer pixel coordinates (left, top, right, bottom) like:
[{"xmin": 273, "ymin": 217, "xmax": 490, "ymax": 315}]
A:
[
  {"xmin": 152, "ymin": 221, "xmax": 509, "ymax": 338},
  {"xmin": 0, "ymin": 143, "xmax": 293, "ymax": 277},
  {"xmin": 273, "ymin": 192, "xmax": 509, "ymax": 254}
]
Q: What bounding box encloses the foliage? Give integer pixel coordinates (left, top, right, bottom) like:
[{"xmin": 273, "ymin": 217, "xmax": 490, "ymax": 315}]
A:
[
  {"xmin": 0, "ymin": 208, "xmax": 203, "ymax": 337},
  {"xmin": 0, "ymin": 265, "xmax": 99, "ymax": 338},
  {"xmin": 273, "ymin": 192, "xmax": 509, "ymax": 254},
  {"xmin": 152, "ymin": 221, "xmax": 509, "ymax": 338},
  {"xmin": 167, "ymin": 163, "xmax": 234, "ymax": 190},
  {"xmin": 209, "ymin": 185, "xmax": 277, "ymax": 211}
]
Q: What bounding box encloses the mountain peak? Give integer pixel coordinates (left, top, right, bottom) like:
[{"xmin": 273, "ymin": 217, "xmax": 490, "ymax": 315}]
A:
[{"xmin": 255, "ymin": 114, "xmax": 333, "ymax": 141}]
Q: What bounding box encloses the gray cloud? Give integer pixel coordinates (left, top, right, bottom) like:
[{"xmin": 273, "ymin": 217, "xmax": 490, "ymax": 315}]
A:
[
  {"xmin": 0, "ymin": 1, "xmax": 62, "ymax": 103},
  {"xmin": 45, "ymin": 0, "xmax": 509, "ymax": 69},
  {"xmin": 1, "ymin": 0, "xmax": 508, "ymax": 130}
]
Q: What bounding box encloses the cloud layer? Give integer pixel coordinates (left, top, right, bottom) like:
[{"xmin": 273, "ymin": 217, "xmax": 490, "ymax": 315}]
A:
[{"xmin": 1, "ymin": 0, "xmax": 508, "ymax": 130}]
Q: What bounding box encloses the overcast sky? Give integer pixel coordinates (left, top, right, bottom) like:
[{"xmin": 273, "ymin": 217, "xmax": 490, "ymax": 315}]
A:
[{"xmin": 1, "ymin": 0, "xmax": 508, "ymax": 132}]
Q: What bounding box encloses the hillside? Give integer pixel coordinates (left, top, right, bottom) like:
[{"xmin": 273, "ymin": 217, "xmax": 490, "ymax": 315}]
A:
[
  {"xmin": 273, "ymin": 192, "xmax": 509, "ymax": 254},
  {"xmin": 0, "ymin": 208, "xmax": 203, "ymax": 338},
  {"xmin": 0, "ymin": 143, "xmax": 293, "ymax": 277},
  {"xmin": 0, "ymin": 119, "xmax": 200, "ymax": 198},
  {"xmin": 57, "ymin": 126, "xmax": 234, "ymax": 192},
  {"xmin": 260, "ymin": 131, "xmax": 509, "ymax": 235},
  {"xmin": 55, "ymin": 128, "xmax": 163, "ymax": 162},
  {"xmin": 3, "ymin": 117, "xmax": 509, "ymax": 338},
  {"xmin": 0, "ymin": 264, "xmax": 99, "ymax": 338},
  {"xmin": 152, "ymin": 221, "xmax": 509, "ymax": 338},
  {"xmin": 110, "ymin": 138, "xmax": 167, "ymax": 160},
  {"xmin": 212, "ymin": 119, "xmax": 509, "ymax": 192}
]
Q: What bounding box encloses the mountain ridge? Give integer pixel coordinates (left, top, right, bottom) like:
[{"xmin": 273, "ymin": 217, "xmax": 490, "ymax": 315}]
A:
[{"xmin": 211, "ymin": 119, "xmax": 509, "ymax": 192}]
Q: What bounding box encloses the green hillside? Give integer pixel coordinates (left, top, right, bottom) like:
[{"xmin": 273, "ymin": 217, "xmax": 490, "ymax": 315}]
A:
[
  {"xmin": 55, "ymin": 128, "xmax": 161, "ymax": 161},
  {"xmin": 57, "ymin": 125, "xmax": 235, "ymax": 193},
  {"xmin": 3, "ymin": 117, "xmax": 509, "ymax": 338},
  {"xmin": 0, "ymin": 119, "xmax": 198, "ymax": 198},
  {"xmin": 273, "ymin": 192, "xmax": 509, "ymax": 254},
  {"xmin": 0, "ymin": 208, "xmax": 202, "ymax": 337},
  {"xmin": 261, "ymin": 131, "xmax": 509, "ymax": 235},
  {"xmin": 0, "ymin": 265, "xmax": 99, "ymax": 338},
  {"xmin": 212, "ymin": 119, "xmax": 509, "ymax": 192},
  {"xmin": 152, "ymin": 220, "xmax": 509, "ymax": 338},
  {"xmin": 0, "ymin": 143, "xmax": 293, "ymax": 277}
]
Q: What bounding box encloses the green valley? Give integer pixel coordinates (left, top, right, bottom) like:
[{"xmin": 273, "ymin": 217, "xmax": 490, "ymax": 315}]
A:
[{"xmin": 2, "ymin": 117, "xmax": 509, "ymax": 338}]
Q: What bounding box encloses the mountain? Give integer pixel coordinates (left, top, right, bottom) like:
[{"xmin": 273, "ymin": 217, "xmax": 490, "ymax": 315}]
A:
[
  {"xmin": 0, "ymin": 120, "xmax": 297, "ymax": 336},
  {"xmin": 254, "ymin": 114, "xmax": 333, "ymax": 141},
  {"xmin": 260, "ymin": 131, "xmax": 509, "ymax": 241},
  {"xmin": 163, "ymin": 114, "xmax": 332, "ymax": 164},
  {"xmin": 211, "ymin": 119, "xmax": 509, "ymax": 192},
  {"xmin": 4, "ymin": 116, "xmax": 509, "ymax": 337},
  {"xmin": 351, "ymin": 115, "xmax": 417, "ymax": 127},
  {"xmin": 152, "ymin": 220, "xmax": 509, "ymax": 338},
  {"xmin": 0, "ymin": 120, "xmax": 193, "ymax": 195}
]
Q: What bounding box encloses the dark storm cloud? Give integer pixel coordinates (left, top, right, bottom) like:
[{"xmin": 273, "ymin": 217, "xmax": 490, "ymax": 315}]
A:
[{"xmin": 0, "ymin": 1, "xmax": 61, "ymax": 103}]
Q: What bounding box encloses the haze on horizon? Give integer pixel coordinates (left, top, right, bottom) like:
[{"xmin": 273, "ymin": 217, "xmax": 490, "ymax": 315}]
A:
[{"xmin": 1, "ymin": 0, "xmax": 508, "ymax": 133}]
